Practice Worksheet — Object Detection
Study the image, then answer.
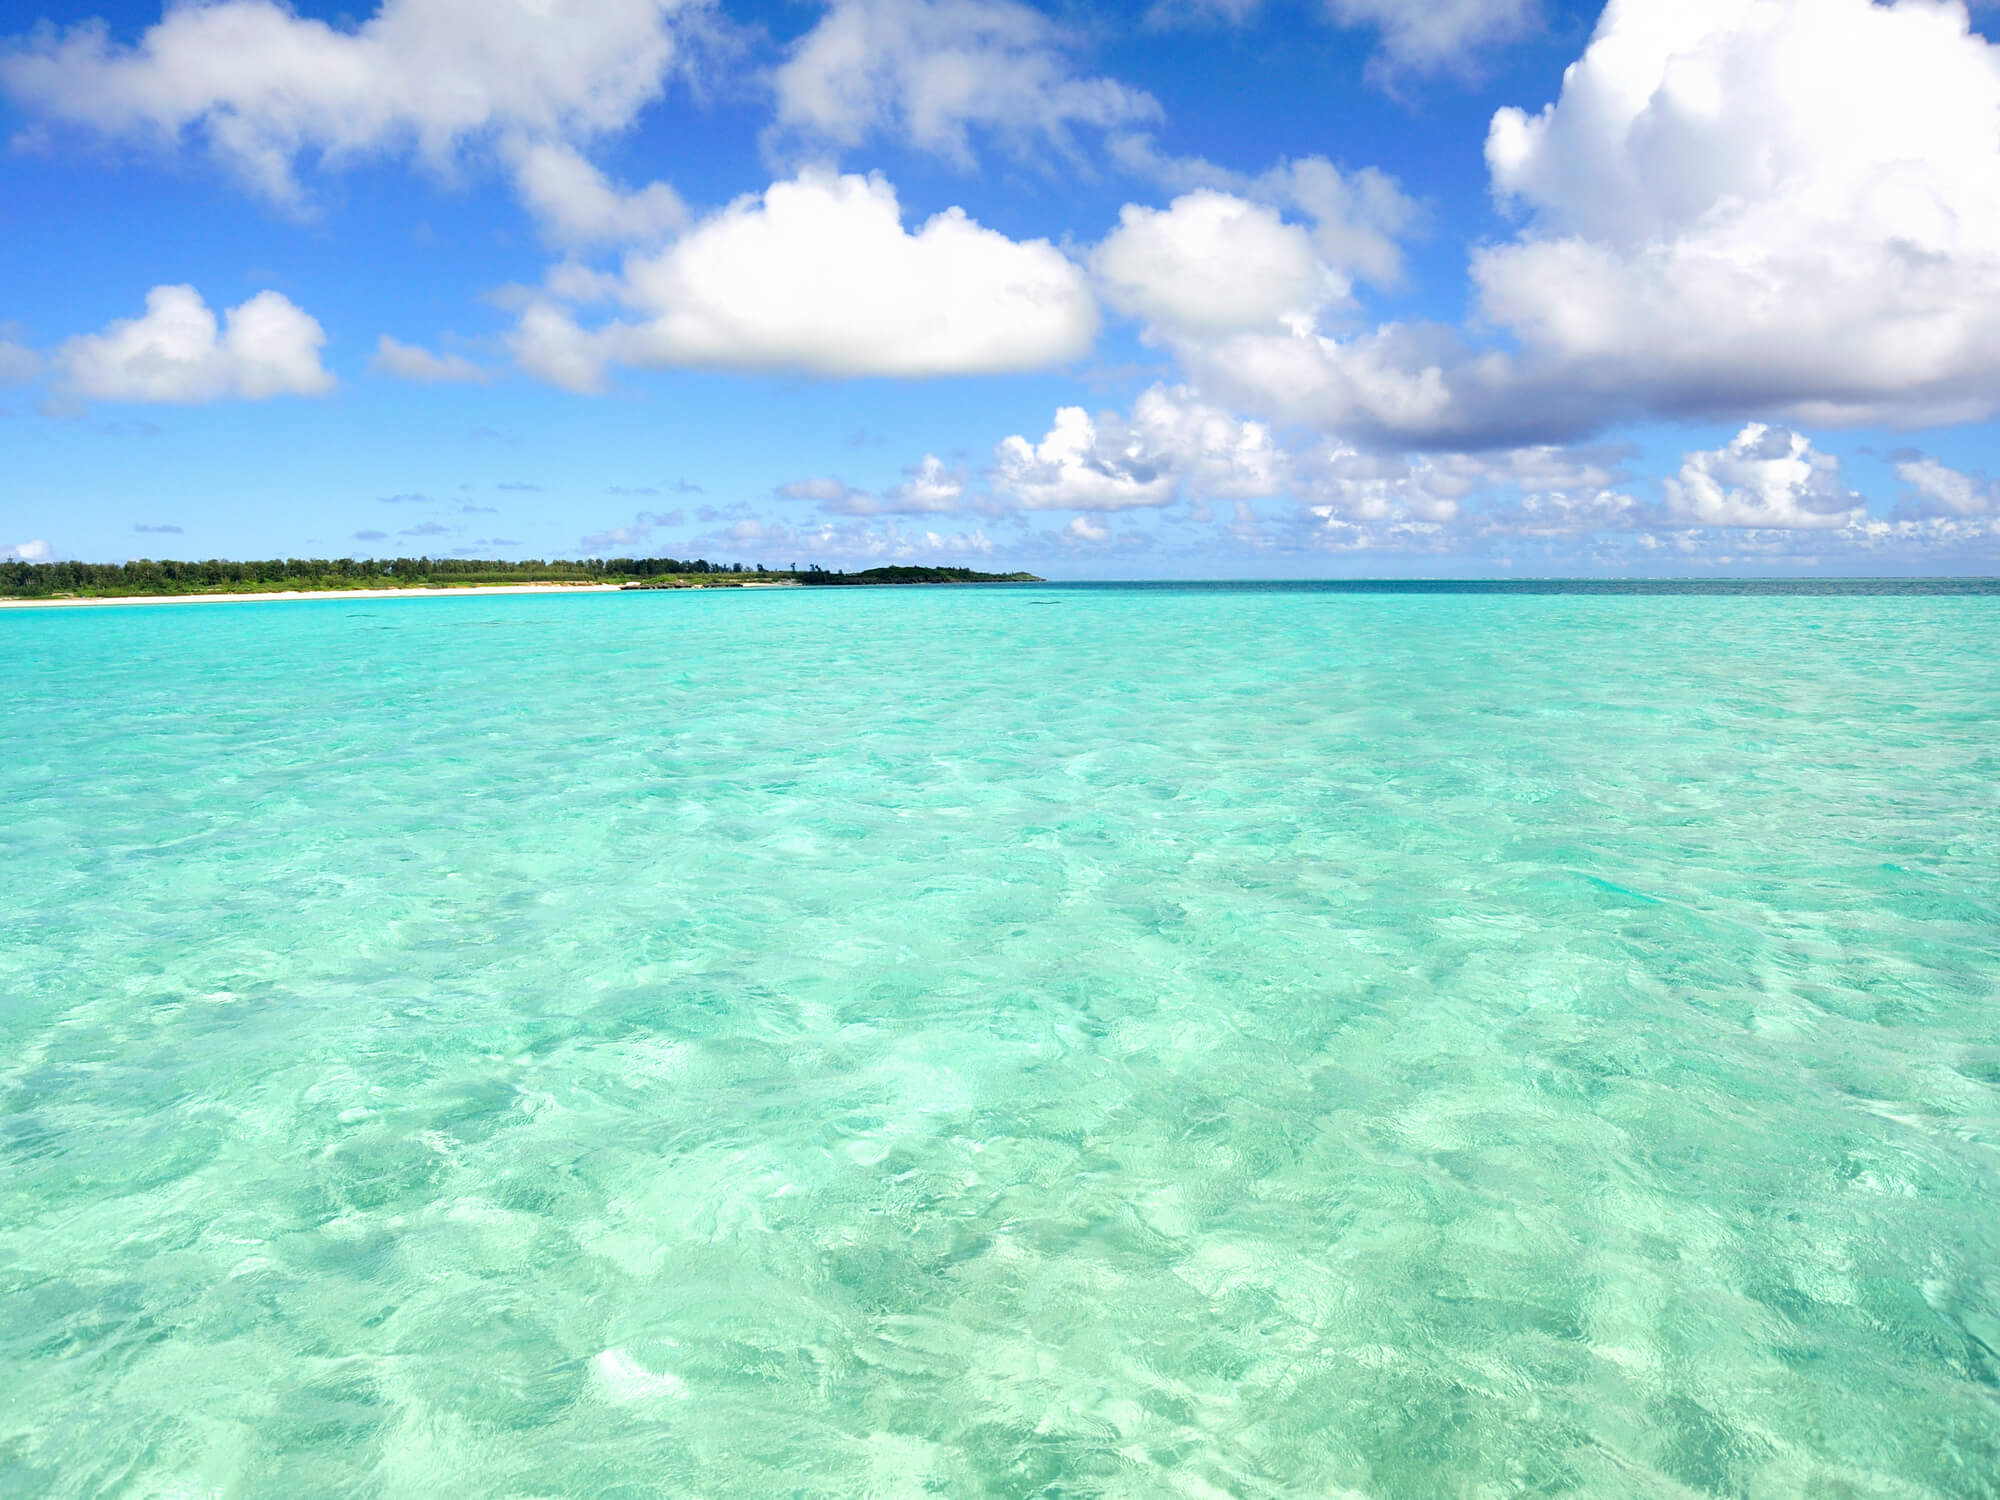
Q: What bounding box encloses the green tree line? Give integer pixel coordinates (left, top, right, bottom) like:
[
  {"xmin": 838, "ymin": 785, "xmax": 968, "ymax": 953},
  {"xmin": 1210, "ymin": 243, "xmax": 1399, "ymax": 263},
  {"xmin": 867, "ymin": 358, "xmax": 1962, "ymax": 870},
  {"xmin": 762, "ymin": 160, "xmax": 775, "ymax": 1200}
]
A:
[
  {"xmin": 793, "ymin": 565, "xmax": 1041, "ymax": 586},
  {"xmin": 0, "ymin": 555, "xmax": 756, "ymax": 598}
]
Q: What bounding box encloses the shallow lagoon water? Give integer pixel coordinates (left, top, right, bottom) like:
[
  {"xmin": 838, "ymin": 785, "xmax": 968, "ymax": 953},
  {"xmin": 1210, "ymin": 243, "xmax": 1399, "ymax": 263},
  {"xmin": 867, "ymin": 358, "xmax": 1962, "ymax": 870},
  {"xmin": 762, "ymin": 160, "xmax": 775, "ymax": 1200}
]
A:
[{"xmin": 3, "ymin": 583, "xmax": 1998, "ymax": 1497}]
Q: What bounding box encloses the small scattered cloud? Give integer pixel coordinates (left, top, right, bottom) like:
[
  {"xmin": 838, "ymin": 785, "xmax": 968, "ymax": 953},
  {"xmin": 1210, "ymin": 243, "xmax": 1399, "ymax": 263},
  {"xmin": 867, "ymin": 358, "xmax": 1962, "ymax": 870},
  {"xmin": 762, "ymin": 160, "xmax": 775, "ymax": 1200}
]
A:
[
  {"xmin": 1146, "ymin": 0, "xmax": 1261, "ymax": 28},
  {"xmin": 1061, "ymin": 516, "xmax": 1111, "ymax": 544},
  {"xmin": 497, "ymin": 481, "xmax": 544, "ymax": 492},
  {"xmin": 610, "ymin": 485, "xmax": 660, "ymax": 496},
  {"xmin": 1326, "ymin": 0, "xmax": 1540, "ymax": 82},
  {"xmin": 132, "ymin": 522, "xmax": 183, "ymax": 534},
  {"xmin": 352, "ymin": 530, "xmax": 388, "ymax": 542},
  {"xmin": 510, "ymin": 140, "xmax": 687, "ymax": 248},
  {"xmin": 1894, "ymin": 454, "xmax": 2000, "ymax": 519},
  {"xmin": 686, "ymin": 512, "xmax": 998, "ymax": 565},
  {"xmin": 0, "ymin": 338, "xmax": 41, "ymax": 384},
  {"xmin": 769, "ymin": 0, "xmax": 1160, "ymax": 167},
  {"xmin": 461, "ymin": 503, "xmax": 499, "ymax": 515},
  {"xmin": 2, "ymin": 539, "xmax": 52, "ymax": 562},
  {"xmin": 776, "ymin": 457, "xmax": 968, "ymax": 516},
  {"xmin": 378, "ymin": 492, "xmax": 429, "ymax": 505},
  {"xmin": 579, "ymin": 509, "xmax": 684, "ymax": 551},
  {"xmin": 370, "ymin": 334, "xmax": 492, "ymax": 384},
  {"xmin": 399, "ymin": 521, "xmax": 453, "ymax": 538},
  {"xmin": 1151, "ymin": 2, "xmax": 1540, "ymax": 83},
  {"xmin": 36, "ymin": 393, "xmax": 86, "ymax": 421},
  {"xmin": 778, "ymin": 475, "xmax": 867, "ymax": 506}
]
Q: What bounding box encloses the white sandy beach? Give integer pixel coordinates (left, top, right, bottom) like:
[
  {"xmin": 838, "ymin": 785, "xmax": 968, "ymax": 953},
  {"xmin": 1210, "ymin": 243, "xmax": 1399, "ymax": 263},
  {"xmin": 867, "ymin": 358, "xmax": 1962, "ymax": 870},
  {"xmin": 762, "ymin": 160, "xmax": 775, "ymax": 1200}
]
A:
[{"xmin": 0, "ymin": 583, "xmax": 636, "ymax": 610}]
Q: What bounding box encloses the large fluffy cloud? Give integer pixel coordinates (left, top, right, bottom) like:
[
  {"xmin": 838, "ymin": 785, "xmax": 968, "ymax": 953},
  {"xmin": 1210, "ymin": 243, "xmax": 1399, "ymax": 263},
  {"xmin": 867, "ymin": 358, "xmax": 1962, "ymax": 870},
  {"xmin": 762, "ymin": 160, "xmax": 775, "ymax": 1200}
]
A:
[
  {"xmin": 772, "ymin": 0, "xmax": 1157, "ymax": 164},
  {"xmin": 60, "ymin": 285, "xmax": 333, "ymax": 403},
  {"xmin": 1478, "ymin": 0, "xmax": 2000, "ymax": 427},
  {"xmin": 0, "ymin": 0, "xmax": 700, "ymax": 241},
  {"xmin": 1176, "ymin": 0, "xmax": 2000, "ymax": 448},
  {"xmin": 1086, "ymin": 168, "xmax": 1441, "ymax": 444},
  {"xmin": 510, "ymin": 170, "xmax": 1096, "ymax": 387}
]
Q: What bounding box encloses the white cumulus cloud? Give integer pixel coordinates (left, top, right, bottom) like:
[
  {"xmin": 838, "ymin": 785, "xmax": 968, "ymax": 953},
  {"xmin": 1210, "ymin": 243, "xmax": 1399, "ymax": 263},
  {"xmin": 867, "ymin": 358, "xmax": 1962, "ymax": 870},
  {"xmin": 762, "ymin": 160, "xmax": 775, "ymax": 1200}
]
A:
[
  {"xmin": 1293, "ymin": 441, "xmax": 1624, "ymax": 528},
  {"xmin": 1662, "ymin": 425, "xmax": 1863, "ymax": 530},
  {"xmin": 1093, "ymin": 191, "xmax": 1339, "ymax": 339},
  {"xmin": 2, "ymin": 539, "xmax": 53, "ymax": 562},
  {"xmin": 993, "ymin": 386, "xmax": 1286, "ymax": 512},
  {"xmin": 771, "ymin": 0, "xmax": 1157, "ymax": 165},
  {"xmin": 882, "ymin": 455, "xmax": 967, "ymax": 513},
  {"xmin": 1108, "ymin": 138, "xmax": 1419, "ymax": 289},
  {"xmin": 371, "ymin": 335, "xmax": 490, "ymax": 384},
  {"xmin": 990, "ymin": 387, "xmax": 1633, "ymax": 532},
  {"xmin": 0, "ymin": 0, "xmax": 703, "ymax": 241},
  {"xmin": 510, "ymin": 170, "xmax": 1096, "ymax": 388},
  {"xmin": 60, "ymin": 285, "xmax": 333, "ymax": 403},
  {"xmin": 1060, "ymin": 515, "xmax": 1111, "ymax": 544},
  {"xmin": 995, "ymin": 407, "xmax": 1178, "ymax": 512},
  {"xmin": 1480, "ymin": 0, "xmax": 2000, "ymax": 429},
  {"xmin": 1176, "ymin": 0, "xmax": 2000, "ymax": 449}
]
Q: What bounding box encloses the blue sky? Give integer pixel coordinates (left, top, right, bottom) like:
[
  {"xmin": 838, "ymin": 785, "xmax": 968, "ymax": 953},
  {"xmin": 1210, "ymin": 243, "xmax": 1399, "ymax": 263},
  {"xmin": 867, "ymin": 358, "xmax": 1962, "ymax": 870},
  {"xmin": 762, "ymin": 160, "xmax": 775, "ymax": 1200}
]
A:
[{"xmin": 6, "ymin": 0, "xmax": 2000, "ymax": 577}]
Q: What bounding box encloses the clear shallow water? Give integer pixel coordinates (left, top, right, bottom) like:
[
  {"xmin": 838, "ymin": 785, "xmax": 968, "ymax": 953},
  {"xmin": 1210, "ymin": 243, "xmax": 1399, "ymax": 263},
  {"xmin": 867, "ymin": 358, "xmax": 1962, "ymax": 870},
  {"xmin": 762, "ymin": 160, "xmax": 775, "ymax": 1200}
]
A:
[{"xmin": 3, "ymin": 583, "xmax": 1998, "ymax": 1498}]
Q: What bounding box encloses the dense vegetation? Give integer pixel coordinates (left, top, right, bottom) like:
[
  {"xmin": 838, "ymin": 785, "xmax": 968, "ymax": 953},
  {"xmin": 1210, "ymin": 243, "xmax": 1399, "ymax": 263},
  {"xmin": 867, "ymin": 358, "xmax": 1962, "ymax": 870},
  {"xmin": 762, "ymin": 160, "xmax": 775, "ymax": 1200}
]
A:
[
  {"xmin": 790, "ymin": 565, "xmax": 1041, "ymax": 586},
  {"xmin": 0, "ymin": 556, "xmax": 1043, "ymax": 599},
  {"xmin": 2, "ymin": 555, "xmax": 771, "ymax": 599}
]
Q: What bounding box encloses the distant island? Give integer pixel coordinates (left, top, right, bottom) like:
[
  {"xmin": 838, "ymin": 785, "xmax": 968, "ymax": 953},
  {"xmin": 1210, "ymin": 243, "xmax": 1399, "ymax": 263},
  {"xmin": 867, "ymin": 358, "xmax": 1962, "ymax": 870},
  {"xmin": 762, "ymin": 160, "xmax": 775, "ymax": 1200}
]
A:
[
  {"xmin": 666, "ymin": 564, "xmax": 1040, "ymax": 588},
  {"xmin": 0, "ymin": 556, "xmax": 1041, "ymax": 601}
]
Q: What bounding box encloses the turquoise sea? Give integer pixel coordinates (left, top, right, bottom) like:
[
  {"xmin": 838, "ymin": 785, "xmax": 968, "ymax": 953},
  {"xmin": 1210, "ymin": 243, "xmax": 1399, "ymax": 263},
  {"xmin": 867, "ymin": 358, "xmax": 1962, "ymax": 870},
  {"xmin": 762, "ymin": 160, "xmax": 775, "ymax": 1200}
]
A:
[{"xmin": 4, "ymin": 582, "xmax": 1998, "ymax": 1498}]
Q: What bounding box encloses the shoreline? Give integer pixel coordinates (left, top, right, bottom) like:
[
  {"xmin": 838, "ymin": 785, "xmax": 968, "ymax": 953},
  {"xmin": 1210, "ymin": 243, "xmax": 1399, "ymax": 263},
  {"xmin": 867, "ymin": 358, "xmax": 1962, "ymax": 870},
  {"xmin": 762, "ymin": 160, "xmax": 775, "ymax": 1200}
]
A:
[{"xmin": 0, "ymin": 583, "xmax": 640, "ymax": 610}]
